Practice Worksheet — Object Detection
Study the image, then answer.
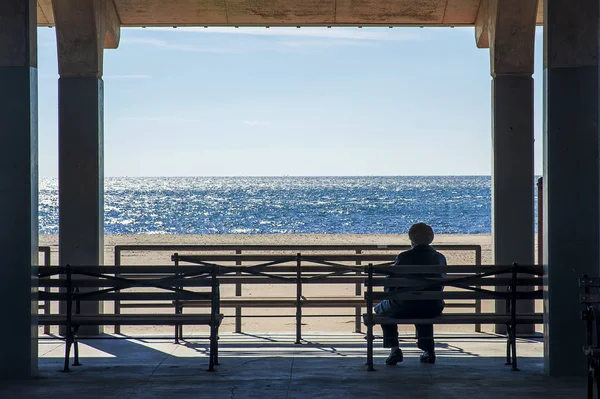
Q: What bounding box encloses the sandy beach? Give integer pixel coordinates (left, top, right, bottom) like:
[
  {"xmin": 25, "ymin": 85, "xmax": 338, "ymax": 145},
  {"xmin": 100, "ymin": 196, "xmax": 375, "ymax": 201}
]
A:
[
  {"xmin": 39, "ymin": 233, "xmax": 493, "ymax": 266},
  {"xmin": 39, "ymin": 234, "xmax": 539, "ymax": 336}
]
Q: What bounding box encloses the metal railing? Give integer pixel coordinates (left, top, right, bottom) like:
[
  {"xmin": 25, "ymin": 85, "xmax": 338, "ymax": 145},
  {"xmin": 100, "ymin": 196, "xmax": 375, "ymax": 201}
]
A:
[
  {"xmin": 114, "ymin": 244, "xmax": 483, "ymax": 334},
  {"xmin": 38, "ymin": 246, "xmax": 52, "ymax": 334}
]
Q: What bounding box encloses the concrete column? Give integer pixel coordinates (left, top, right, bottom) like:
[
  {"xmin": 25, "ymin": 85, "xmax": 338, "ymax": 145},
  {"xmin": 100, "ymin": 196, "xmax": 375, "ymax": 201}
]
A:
[
  {"xmin": 492, "ymin": 75, "xmax": 535, "ymax": 335},
  {"xmin": 543, "ymin": 0, "xmax": 600, "ymax": 377},
  {"xmin": 475, "ymin": 0, "xmax": 538, "ymax": 335},
  {"xmin": 53, "ymin": 0, "xmax": 120, "ymax": 335},
  {"xmin": 0, "ymin": 0, "xmax": 39, "ymax": 378},
  {"xmin": 58, "ymin": 77, "xmax": 104, "ymax": 334}
]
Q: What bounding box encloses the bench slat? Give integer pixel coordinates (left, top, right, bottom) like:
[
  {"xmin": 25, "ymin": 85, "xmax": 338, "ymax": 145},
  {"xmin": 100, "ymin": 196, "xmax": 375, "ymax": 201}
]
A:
[
  {"xmin": 39, "ymin": 292, "xmax": 213, "ymax": 301},
  {"xmin": 174, "ymin": 297, "xmax": 479, "ymax": 308},
  {"xmin": 369, "ymin": 290, "xmax": 543, "ymax": 301},
  {"xmin": 177, "ymin": 255, "xmax": 394, "ymax": 262},
  {"xmin": 370, "ymin": 277, "xmax": 543, "ymax": 287},
  {"xmin": 363, "ymin": 313, "xmax": 544, "ymax": 326},
  {"xmin": 371, "ymin": 265, "xmax": 543, "ymax": 275},
  {"xmin": 39, "ymin": 279, "xmax": 214, "ymax": 288},
  {"xmin": 178, "ymin": 297, "xmax": 366, "ymax": 307},
  {"xmin": 39, "ymin": 313, "xmax": 224, "ymax": 326},
  {"xmin": 39, "ymin": 265, "xmax": 215, "ymax": 277}
]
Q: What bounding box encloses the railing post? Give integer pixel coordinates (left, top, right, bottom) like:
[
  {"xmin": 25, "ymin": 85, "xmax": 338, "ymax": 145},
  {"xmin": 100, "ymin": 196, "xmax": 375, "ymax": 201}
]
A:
[
  {"xmin": 355, "ymin": 249, "xmax": 362, "ymax": 334},
  {"xmin": 172, "ymin": 253, "xmax": 183, "ymax": 343},
  {"xmin": 114, "ymin": 246, "xmax": 121, "ymax": 335},
  {"xmin": 208, "ymin": 264, "xmax": 219, "ymax": 372},
  {"xmin": 583, "ymin": 274, "xmax": 594, "ymax": 397},
  {"xmin": 366, "ymin": 263, "xmax": 375, "ymax": 371},
  {"xmin": 475, "ymin": 246, "xmax": 482, "ymax": 333},
  {"xmin": 505, "ymin": 266, "xmax": 512, "ymax": 366},
  {"xmin": 295, "ymin": 253, "xmax": 302, "ymax": 345},
  {"xmin": 235, "ymin": 249, "xmax": 242, "ymax": 334},
  {"xmin": 537, "ymin": 177, "xmax": 544, "ymax": 291},
  {"xmin": 43, "ymin": 247, "xmax": 51, "ymax": 335},
  {"xmin": 510, "ymin": 263, "xmax": 519, "ymax": 371},
  {"xmin": 63, "ymin": 264, "xmax": 73, "ymax": 372}
]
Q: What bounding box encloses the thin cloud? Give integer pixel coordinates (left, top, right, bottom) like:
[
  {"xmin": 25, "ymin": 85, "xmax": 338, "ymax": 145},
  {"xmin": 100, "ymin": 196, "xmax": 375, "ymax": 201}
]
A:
[
  {"xmin": 39, "ymin": 74, "xmax": 152, "ymax": 79},
  {"xmin": 120, "ymin": 116, "xmax": 202, "ymax": 124},
  {"xmin": 280, "ymin": 39, "xmax": 379, "ymax": 48},
  {"xmin": 125, "ymin": 38, "xmax": 241, "ymax": 54},
  {"xmin": 143, "ymin": 27, "xmax": 422, "ymax": 42},
  {"xmin": 243, "ymin": 120, "xmax": 272, "ymax": 126},
  {"xmin": 104, "ymin": 74, "xmax": 153, "ymax": 79}
]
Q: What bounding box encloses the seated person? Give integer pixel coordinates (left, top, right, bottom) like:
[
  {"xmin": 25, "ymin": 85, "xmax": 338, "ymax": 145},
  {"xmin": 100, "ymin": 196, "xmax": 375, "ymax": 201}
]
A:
[{"xmin": 374, "ymin": 222, "xmax": 446, "ymax": 365}]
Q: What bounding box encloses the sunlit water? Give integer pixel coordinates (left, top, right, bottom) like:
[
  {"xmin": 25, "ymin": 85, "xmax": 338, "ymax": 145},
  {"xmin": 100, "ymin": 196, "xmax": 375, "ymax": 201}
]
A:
[{"xmin": 39, "ymin": 176, "xmax": 537, "ymax": 235}]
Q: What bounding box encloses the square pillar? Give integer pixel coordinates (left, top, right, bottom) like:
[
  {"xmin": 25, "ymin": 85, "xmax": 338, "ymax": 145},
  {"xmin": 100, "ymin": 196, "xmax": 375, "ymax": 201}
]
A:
[
  {"xmin": 492, "ymin": 75, "xmax": 535, "ymax": 335},
  {"xmin": 543, "ymin": 0, "xmax": 600, "ymax": 377},
  {"xmin": 58, "ymin": 77, "xmax": 104, "ymax": 335},
  {"xmin": 0, "ymin": 0, "xmax": 39, "ymax": 378}
]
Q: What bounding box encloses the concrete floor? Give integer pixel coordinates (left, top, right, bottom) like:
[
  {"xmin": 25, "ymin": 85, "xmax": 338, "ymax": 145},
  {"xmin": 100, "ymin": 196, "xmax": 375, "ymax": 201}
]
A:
[{"xmin": 1, "ymin": 333, "xmax": 586, "ymax": 399}]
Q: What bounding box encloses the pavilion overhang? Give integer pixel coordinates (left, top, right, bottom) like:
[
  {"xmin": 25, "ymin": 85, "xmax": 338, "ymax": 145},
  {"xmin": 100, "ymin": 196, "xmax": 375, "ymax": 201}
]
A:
[{"xmin": 36, "ymin": 0, "xmax": 544, "ymax": 31}]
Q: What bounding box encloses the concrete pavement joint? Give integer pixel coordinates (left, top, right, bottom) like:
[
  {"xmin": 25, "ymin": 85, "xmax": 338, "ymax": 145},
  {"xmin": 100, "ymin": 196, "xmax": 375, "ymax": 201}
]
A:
[
  {"xmin": 126, "ymin": 342, "xmax": 177, "ymax": 399},
  {"xmin": 40, "ymin": 344, "xmax": 63, "ymax": 356},
  {"xmin": 285, "ymin": 349, "xmax": 297, "ymax": 399},
  {"xmin": 229, "ymin": 384, "xmax": 238, "ymax": 399}
]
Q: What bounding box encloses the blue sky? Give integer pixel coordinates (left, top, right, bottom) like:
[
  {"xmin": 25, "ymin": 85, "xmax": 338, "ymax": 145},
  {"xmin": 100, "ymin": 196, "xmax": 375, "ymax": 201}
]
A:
[{"xmin": 37, "ymin": 27, "xmax": 544, "ymax": 177}]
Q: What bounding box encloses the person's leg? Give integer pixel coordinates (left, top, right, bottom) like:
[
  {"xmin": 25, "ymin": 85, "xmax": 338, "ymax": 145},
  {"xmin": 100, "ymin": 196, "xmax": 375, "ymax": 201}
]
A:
[
  {"xmin": 375, "ymin": 300, "xmax": 400, "ymax": 349},
  {"xmin": 381, "ymin": 324, "xmax": 399, "ymax": 349},
  {"xmin": 416, "ymin": 324, "xmax": 436, "ymax": 363},
  {"xmin": 375, "ymin": 301, "xmax": 404, "ymax": 364},
  {"xmin": 381, "ymin": 324, "xmax": 403, "ymax": 364},
  {"xmin": 415, "ymin": 324, "xmax": 434, "ymax": 352}
]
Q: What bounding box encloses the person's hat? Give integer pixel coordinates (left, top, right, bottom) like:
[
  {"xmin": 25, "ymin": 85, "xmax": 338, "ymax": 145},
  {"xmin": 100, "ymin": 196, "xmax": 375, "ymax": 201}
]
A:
[{"xmin": 408, "ymin": 223, "xmax": 434, "ymax": 245}]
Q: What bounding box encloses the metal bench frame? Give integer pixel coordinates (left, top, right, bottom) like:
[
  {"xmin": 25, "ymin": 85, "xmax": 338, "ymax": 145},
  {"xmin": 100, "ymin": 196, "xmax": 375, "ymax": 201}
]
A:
[
  {"xmin": 363, "ymin": 263, "xmax": 544, "ymax": 371},
  {"xmin": 38, "ymin": 264, "xmax": 222, "ymax": 372}
]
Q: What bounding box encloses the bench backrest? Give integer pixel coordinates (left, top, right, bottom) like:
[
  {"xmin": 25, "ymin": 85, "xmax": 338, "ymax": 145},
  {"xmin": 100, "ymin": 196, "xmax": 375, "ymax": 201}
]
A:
[
  {"xmin": 364, "ymin": 263, "xmax": 544, "ymax": 304},
  {"xmin": 38, "ymin": 264, "xmax": 220, "ymax": 304}
]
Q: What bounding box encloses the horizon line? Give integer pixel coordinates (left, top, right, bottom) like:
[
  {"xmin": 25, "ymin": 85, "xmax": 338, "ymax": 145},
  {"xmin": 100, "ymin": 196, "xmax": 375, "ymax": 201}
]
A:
[{"xmin": 38, "ymin": 174, "xmax": 500, "ymax": 178}]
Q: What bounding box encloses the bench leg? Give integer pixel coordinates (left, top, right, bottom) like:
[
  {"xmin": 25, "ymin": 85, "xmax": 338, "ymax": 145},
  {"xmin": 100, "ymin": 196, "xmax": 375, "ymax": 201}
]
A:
[
  {"xmin": 214, "ymin": 324, "xmax": 220, "ymax": 366},
  {"xmin": 72, "ymin": 327, "xmax": 82, "ymax": 367},
  {"xmin": 72, "ymin": 341, "xmax": 81, "ymax": 366},
  {"xmin": 208, "ymin": 323, "xmax": 217, "ymax": 372},
  {"xmin": 505, "ymin": 324, "xmax": 512, "ymax": 366},
  {"xmin": 355, "ymin": 307, "xmax": 361, "ymax": 334},
  {"xmin": 174, "ymin": 304, "xmax": 183, "ymax": 344},
  {"xmin": 235, "ymin": 307, "xmax": 242, "ymax": 334},
  {"xmin": 510, "ymin": 325, "xmax": 519, "ymax": 371},
  {"xmin": 62, "ymin": 329, "xmax": 74, "ymax": 372},
  {"xmin": 366, "ymin": 323, "xmax": 375, "ymax": 371},
  {"xmin": 295, "ymin": 305, "xmax": 302, "ymax": 345}
]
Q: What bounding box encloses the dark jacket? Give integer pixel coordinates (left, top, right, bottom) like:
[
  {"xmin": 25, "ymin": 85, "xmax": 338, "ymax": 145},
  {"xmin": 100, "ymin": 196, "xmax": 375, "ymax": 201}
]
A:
[{"xmin": 386, "ymin": 244, "xmax": 446, "ymax": 314}]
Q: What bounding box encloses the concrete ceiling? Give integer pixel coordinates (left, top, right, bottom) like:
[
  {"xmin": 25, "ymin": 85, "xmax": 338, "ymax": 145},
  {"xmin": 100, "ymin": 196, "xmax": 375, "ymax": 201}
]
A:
[{"xmin": 37, "ymin": 0, "xmax": 544, "ymax": 27}]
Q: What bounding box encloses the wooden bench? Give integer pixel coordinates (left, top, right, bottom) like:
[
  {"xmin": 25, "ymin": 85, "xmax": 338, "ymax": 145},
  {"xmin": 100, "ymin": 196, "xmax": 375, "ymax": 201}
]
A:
[
  {"xmin": 580, "ymin": 275, "xmax": 600, "ymax": 398},
  {"xmin": 38, "ymin": 264, "xmax": 223, "ymax": 372},
  {"xmin": 363, "ymin": 263, "xmax": 544, "ymax": 371},
  {"xmin": 170, "ymin": 253, "xmax": 484, "ymax": 343}
]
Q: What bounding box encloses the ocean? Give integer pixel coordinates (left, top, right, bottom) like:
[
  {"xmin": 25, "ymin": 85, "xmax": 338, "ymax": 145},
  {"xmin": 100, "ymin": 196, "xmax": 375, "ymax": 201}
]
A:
[{"xmin": 39, "ymin": 176, "xmax": 538, "ymax": 235}]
